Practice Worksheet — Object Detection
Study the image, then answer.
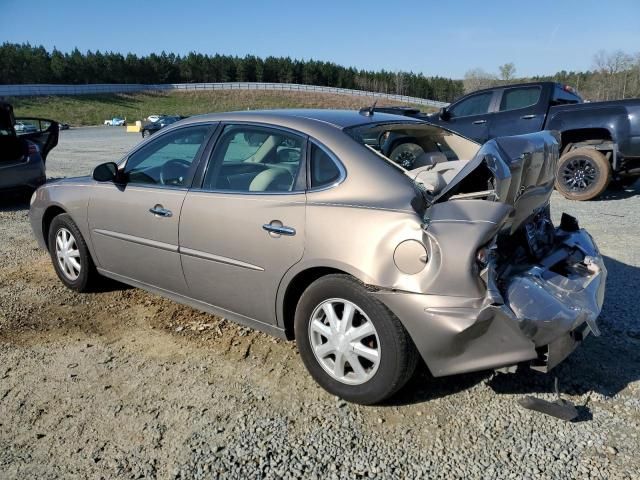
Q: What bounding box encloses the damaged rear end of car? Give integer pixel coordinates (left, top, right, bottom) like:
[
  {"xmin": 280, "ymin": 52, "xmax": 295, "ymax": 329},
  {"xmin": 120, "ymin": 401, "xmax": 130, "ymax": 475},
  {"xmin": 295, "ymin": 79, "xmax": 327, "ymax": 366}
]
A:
[{"xmin": 377, "ymin": 130, "xmax": 606, "ymax": 377}]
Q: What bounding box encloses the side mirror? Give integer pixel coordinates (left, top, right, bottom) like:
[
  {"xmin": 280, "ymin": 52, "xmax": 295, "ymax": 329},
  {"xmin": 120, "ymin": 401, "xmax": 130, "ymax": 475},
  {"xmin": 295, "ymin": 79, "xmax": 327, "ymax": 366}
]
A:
[
  {"xmin": 93, "ymin": 162, "xmax": 119, "ymax": 182},
  {"xmin": 439, "ymin": 107, "xmax": 451, "ymax": 121}
]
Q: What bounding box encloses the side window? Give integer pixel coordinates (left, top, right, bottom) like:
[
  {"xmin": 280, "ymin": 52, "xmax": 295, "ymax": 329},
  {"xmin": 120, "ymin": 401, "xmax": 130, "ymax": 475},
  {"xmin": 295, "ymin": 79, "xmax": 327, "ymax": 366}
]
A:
[
  {"xmin": 499, "ymin": 87, "xmax": 541, "ymax": 112},
  {"xmin": 449, "ymin": 92, "xmax": 493, "ymax": 117},
  {"xmin": 203, "ymin": 125, "xmax": 304, "ymax": 193},
  {"xmin": 310, "ymin": 143, "xmax": 342, "ymax": 188},
  {"xmin": 125, "ymin": 125, "xmax": 211, "ymax": 186}
]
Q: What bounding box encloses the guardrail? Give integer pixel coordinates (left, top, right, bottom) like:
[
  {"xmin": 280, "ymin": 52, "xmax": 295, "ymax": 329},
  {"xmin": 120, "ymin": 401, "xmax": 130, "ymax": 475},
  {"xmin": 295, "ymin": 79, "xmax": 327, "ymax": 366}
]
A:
[{"xmin": 0, "ymin": 82, "xmax": 449, "ymax": 107}]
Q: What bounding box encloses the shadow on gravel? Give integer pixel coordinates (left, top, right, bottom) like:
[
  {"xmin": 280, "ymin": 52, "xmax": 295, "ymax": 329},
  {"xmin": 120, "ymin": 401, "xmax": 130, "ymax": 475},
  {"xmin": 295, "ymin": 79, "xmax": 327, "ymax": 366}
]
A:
[
  {"xmin": 0, "ymin": 193, "xmax": 30, "ymax": 212},
  {"xmin": 390, "ymin": 255, "xmax": 640, "ymax": 411},
  {"xmin": 90, "ymin": 277, "xmax": 134, "ymax": 293},
  {"xmin": 596, "ymin": 180, "xmax": 639, "ymax": 201}
]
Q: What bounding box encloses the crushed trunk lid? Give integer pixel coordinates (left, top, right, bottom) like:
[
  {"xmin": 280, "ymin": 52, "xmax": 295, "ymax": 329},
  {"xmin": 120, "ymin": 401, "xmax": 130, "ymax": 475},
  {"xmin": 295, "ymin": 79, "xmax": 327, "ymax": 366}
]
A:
[{"xmin": 431, "ymin": 130, "xmax": 560, "ymax": 232}]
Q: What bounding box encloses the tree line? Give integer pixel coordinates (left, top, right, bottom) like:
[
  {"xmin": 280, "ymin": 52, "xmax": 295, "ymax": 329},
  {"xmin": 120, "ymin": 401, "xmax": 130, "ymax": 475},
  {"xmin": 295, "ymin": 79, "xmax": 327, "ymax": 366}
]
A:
[
  {"xmin": 0, "ymin": 43, "xmax": 463, "ymax": 102},
  {"xmin": 463, "ymin": 51, "xmax": 640, "ymax": 101},
  {"xmin": 4, "ymin": 43, "xmax": 637, "ymax": 103}
]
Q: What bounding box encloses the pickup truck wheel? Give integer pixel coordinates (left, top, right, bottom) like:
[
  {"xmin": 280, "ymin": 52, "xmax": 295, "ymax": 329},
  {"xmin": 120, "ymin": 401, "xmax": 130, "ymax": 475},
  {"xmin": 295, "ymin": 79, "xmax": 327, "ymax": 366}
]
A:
[
  {"xmin": 389, "ymin": 142, "xmax": 424, "ymax": 169},
  {"xmin": 556, "ymin": 148, "xmax": 611, "ymax": 201}
]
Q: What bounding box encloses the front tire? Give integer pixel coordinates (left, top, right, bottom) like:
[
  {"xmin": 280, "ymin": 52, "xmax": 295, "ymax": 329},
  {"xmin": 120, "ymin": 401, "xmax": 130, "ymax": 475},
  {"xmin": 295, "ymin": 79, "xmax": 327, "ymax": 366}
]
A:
[
  {"xmin": 555, "ymin": 148, "xmax": 611, "ymax": 201},
  {"xmin": 294, "ymin": 274, "xmax": 418, "ymax": 404},
  {"xmin": 48, "ymin": 214, "xmax": 99, "ymax": 292}
]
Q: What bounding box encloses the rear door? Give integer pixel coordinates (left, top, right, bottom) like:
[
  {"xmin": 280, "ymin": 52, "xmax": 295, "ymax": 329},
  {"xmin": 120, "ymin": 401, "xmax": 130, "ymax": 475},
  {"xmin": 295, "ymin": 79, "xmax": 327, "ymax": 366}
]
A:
[
  {"xmin": 443, "ymin": 90, "xmax": 496, "ymax": 143},
  {"xmin": 179, "ymin": 123, "xmax": 307, "ymax": 325},
  {"xmin": 15, "ymin": 117, "xmax": 59, "ymax": 160},
  {"xmin": 488, "ymin": 85, "xmax": 546, "ymax": 138}
]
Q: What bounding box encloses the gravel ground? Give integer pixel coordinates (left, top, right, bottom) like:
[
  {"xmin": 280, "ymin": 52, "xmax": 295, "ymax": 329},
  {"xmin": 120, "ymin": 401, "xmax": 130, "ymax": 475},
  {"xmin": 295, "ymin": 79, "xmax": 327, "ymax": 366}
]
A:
[{"xmin": 1, "ymin": 127, "xmax": 639, "ymax": 479}]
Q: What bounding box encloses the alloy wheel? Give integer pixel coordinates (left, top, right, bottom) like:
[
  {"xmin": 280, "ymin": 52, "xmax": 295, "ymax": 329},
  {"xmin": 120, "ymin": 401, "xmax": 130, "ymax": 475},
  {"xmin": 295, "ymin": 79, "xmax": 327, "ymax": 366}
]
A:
[
  {"xmin": 562, "ymin": 156, "xmax": 598, "ymax": 192},
  {"xmin": 308, "ymin": 298, "xmax": 381, "ymax": 385}
]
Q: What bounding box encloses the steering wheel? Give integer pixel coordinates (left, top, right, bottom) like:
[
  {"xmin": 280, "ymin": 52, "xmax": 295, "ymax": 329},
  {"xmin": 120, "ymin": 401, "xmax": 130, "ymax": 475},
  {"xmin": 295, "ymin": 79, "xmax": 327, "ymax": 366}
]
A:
[{"xmin": 160, "ymin": 158, "xmax": 191, "ymax": 186}]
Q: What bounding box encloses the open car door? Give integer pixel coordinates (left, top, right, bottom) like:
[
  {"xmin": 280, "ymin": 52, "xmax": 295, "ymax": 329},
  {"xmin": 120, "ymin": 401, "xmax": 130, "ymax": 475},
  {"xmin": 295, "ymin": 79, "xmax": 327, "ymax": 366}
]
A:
[{"xmin": 15, "ymin": 117, "xmax": 59, "ymax": 161}]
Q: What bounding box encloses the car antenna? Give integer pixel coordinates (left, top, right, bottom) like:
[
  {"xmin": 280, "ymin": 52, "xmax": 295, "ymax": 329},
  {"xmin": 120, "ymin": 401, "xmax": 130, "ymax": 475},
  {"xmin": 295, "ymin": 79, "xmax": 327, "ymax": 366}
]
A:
[{"xmin": 359, "ymin": 100, "xmax": 377, "ymax": 117}]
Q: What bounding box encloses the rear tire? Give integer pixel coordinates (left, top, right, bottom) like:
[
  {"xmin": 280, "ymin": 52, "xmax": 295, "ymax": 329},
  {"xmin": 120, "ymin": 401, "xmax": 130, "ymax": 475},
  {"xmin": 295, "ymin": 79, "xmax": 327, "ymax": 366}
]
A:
[
  {"xmin": 294, "ymin": 274, "xmax": 418, "ymax": 405},
  {"xmin": 555, "ymin": 148, "xmax": 611, "ymax": 201},
  {"xmin": 47, "ymin": 214, "xmax": 99, "ymax": 292}
]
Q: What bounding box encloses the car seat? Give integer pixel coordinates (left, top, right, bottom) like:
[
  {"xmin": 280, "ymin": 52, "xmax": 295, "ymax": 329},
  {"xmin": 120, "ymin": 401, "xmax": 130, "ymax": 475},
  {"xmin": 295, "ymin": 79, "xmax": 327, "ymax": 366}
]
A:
[{"xmin": 249, "ymin": 167, "xmax": 294, "ymax": 192}]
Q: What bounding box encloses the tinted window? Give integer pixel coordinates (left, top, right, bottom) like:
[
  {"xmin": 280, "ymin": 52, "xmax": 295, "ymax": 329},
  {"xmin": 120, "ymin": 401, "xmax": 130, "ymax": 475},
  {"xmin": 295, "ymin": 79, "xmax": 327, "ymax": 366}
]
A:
[
  {"xmin": 125, "ymin": 125, "xmax": 211, "ymax": 186},
  {"xmin": 310, "ymin": 143, "xmax": 341, "ymax": 188},
  {"xmin": 203, "ymin": 125, "xmax": 304, "ymax": 192},
  {"xmin": 499, "ymin": 87, "xmax": 541, "ymax": 111},
  {"xmin": 449, "ymin": 92, "xmax": 493, "ymax": 117}
]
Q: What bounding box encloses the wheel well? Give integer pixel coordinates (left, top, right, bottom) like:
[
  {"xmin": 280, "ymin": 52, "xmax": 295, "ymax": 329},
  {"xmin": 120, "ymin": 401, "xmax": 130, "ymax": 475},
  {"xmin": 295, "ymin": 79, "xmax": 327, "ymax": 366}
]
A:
[
  {"xmin": 560, "ymin": 128, "xmax": 613, "ymax": 154},
  {"xmin": 281, "ymin": 267, "xmax": 347, "ymax": 339},
  {"xmin": 42, "ymin": 206, "xmax": 66, "ymax": 250}
]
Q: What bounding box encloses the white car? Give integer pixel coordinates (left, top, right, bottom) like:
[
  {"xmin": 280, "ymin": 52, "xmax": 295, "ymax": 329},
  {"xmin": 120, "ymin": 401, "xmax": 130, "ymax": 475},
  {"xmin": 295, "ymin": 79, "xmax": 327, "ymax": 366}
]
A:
[
  {"xmin": 103, "ymin": 117, "xmax": 126, "ymax": 126},
  {"xmin": 14, "ymin": 121, "xmax": 38, "ymax": 133},
  {"xmin": 146, "ymin": 114, "xmax": 166, "ymax": 123}
]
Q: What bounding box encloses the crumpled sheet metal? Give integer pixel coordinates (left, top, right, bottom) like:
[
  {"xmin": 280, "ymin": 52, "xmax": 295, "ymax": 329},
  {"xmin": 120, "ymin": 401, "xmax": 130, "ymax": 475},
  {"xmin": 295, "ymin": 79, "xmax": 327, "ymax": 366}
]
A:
[{"xmin": 505, "ymin": 230, "xmax": 606, "ymax": 347}]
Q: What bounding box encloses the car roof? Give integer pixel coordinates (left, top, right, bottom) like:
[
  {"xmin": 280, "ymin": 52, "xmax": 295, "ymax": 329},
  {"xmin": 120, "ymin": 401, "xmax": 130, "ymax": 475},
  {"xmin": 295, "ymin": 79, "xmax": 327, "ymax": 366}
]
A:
[{"xmin": 180, "ymin": 109, "xmax": 423, "ymax": 130}]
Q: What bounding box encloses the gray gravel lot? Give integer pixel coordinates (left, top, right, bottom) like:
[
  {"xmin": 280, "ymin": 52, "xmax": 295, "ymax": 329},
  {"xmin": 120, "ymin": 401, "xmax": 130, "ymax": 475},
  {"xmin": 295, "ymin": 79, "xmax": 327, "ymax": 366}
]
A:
[{"xmin": 1, "ymin": 126, "xmax": 639, "ymax": 479}]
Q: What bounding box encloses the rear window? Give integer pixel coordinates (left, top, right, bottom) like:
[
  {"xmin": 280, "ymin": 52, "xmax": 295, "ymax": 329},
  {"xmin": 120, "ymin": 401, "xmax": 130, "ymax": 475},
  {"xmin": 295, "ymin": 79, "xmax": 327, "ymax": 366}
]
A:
[
  {"xmin": 552, "ymin": 85, "xmax": 583, "ymax": 105},
  {"xmin": 499, "ymin": 87, "xmax": 541, "ymax": 111},
  {"xmin": 345, "ymin": 122, "xmax": 480, "ymax": 169}
]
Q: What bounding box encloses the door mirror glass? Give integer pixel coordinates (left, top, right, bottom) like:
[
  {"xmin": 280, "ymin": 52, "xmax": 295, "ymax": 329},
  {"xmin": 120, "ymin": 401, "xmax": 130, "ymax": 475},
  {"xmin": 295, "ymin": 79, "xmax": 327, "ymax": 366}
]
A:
[
  {"xmin": 439, "ymin": 107, "xmax": 450, "ymax": 121},
  {"xmin": 93, "ymin": 162, "xmax": 118, "ymax": 182}
]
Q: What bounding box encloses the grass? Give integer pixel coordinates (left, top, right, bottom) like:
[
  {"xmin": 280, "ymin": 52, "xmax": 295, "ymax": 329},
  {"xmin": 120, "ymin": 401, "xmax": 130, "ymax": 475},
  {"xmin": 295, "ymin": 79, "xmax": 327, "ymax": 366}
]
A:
[{"xmin": 7, "ymin": 90, "xmax": 436, "ymax": 126}]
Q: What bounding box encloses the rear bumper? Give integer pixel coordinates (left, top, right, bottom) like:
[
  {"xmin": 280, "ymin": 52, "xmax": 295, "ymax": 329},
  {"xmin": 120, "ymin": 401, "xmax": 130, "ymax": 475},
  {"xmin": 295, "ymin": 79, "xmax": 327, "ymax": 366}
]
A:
[{"xmin": 374, "ymin": 228, "xmax": 606, "ymax": 377}]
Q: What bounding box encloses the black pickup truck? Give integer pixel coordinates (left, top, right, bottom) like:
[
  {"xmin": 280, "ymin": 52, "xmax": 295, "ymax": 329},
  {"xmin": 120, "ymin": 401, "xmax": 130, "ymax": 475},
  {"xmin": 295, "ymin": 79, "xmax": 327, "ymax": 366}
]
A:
[{"xmin": 380, "ymin": 82, "xmax": 640, "ymax": 200}]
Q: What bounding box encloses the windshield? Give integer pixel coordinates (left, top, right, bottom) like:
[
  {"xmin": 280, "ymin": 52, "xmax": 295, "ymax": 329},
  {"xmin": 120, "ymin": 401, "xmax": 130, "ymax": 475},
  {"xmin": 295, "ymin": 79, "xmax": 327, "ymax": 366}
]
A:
[{"xmin": 345, "ymin": 122, "xmax": 480, "ymax": 170}]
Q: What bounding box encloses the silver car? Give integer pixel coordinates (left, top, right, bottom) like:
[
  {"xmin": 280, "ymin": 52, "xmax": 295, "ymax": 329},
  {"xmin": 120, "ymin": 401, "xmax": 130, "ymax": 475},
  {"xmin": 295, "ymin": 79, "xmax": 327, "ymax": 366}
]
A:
[{"xmin": 29, "ymin": 110, "xmax": 606, "ymax": 404}]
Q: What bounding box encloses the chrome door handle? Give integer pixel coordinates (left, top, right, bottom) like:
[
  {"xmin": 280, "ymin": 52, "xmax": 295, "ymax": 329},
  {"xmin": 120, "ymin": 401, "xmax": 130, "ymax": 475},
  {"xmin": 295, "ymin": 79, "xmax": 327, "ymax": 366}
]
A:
[
  {"xmin": 472, "ymin": 119, "xmax": 487, "ymax": 125},
  {"xmin": 262, "ymin": 224, "xmax": 296, "ymax": 236},
  {"xmin": 149, "ymin": 205, "xmax": 173, "ymax": 217},
  {"xmin": 521, "ymin": 114, "xmax": 536, "ymax": 119}
]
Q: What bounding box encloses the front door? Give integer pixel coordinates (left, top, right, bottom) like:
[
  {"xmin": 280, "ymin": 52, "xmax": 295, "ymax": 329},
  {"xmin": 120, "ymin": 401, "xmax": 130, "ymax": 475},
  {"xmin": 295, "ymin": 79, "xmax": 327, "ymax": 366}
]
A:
[
  {"xmin": 179, "ymin": 124, "xmax": 307, "ymax": 325},
  {"xmin": 442, "ymin": 90, "xmax": 495, "ymax": 143},
  {"xmin": 88, "ymin": 124, "xmax": 215, "ymax": 294}
]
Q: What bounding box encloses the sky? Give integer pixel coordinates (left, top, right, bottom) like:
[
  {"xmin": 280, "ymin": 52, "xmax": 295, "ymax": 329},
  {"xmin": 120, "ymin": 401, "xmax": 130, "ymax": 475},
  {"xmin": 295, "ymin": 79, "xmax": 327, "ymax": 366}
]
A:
[{"xmin": 2, "ymin": 0, "xmax": 639, "ymax": 79}]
